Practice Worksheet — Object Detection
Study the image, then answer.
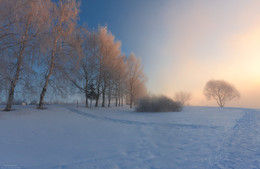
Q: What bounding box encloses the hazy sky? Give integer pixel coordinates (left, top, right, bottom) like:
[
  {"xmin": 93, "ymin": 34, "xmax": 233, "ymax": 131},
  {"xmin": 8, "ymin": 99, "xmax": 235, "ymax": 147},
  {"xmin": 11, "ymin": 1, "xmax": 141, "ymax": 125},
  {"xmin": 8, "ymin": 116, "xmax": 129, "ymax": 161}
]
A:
[{"xmin": 80, "ymin": 0, "xmax": 260, "ymax": 108}]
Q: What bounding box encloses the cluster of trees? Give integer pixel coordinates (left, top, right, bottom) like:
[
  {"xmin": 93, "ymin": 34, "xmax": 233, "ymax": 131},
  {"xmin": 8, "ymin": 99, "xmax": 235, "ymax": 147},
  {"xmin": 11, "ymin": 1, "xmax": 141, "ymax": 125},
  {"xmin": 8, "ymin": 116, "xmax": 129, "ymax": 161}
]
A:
[{"xmin": 0, "ymin": 0, "xmax": 147, "ymax": 111}]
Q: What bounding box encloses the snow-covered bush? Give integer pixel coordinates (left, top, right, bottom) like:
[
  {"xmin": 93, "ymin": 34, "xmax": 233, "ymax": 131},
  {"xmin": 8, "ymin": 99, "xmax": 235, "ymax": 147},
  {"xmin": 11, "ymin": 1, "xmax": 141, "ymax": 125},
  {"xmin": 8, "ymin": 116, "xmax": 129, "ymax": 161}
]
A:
[{"xmin": 135, "ymin": 95, "xmax": 182, "ymax": 112}]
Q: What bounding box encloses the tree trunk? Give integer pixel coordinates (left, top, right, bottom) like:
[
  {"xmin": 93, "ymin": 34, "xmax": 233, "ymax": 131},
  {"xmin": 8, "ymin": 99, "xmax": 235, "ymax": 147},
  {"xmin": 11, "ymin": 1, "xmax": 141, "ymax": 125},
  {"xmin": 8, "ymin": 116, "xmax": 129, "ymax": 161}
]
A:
[
  {"xmin": 118, "ymin": 82, "xmax": 121, "ymax": 106},
  {"xmin": 102, "ymin": 90, "xmax": 105, "ymax": 107},
  {"xmin": 102, "ymin": 77, "xmax": 106, "ymax": 107},
  {"xmin": 102, "ymin": 84, "xmax": 106, "ymax": 107},
  {"xmin": 95, "ymin": 93, "xmax": 99, "ymax": 107},
  {"xmin": 90, "ymin": 98, "xmax": 92, "ymax": 108},
  {"xmin": 38, "ymin": 36, "xmax": 59, "ymax": 109},
  {"xmin": 216, "ymin": 94, "xmax": 224, "ymax": 107},
  {"xmin": 85, "ymin": 91, "xmax": 88, "ymax": 108},
  {"xmin": 5, "ymin": 57, "xmax": 22, "ymax": 111},
  {"xmin": 95, "ymin": 81, "xmax": 100, "ymax": 107},
  {"xmin": 5, "ymin": 78, "xmax": 19, "ymax": 111},
  {"xmin": 4, "ymin": 13, "xmax": 31, "ymax": 111},
  {"xmin": 120, "ymin": 90, "xmax": 123, "ymax": 107},
  {"xmin": 85, "ymin": 77, "xmax": 88, "ymax": 108},
  {"xmin": 130, "ymin": 85, "xmax": 133, "ymax": 108},
  {"xmin": 5, "ymin": 83, "xmax": 15, "ymax": 111},
  {"xmin": 4, "ymin": 40, "xmax": 26, "ymax": 111},
  {"xmin": 130, "ymin": 96, "xmax": 132, "ymax": 108},
  {"xmin": 38, "ymin": 49, "xmax": 56, "ymax": 109},
  {"xmin": 116, "ymin": 82, "xmax": 120, "ymax": 107},
  {"xmin": 108, "ymin": 80, "xmax": 111, "ymax": 107},
  {"xmin": 95, "ymin": 68, "xmax": 102, "ymax": 107}
]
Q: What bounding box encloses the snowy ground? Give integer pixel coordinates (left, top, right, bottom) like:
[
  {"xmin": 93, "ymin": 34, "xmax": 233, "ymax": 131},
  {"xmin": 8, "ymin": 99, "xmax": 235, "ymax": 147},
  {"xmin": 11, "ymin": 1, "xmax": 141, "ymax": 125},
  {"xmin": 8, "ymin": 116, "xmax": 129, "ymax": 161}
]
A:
[{"xmin": 0, "ymin": 105, "xmax": 260, "ymax": 169}]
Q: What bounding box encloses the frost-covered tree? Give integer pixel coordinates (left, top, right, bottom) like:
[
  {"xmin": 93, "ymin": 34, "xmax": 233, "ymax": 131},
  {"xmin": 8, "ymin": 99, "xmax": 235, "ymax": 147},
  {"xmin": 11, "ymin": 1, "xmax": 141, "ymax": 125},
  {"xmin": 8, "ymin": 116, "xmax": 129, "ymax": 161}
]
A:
[
  {"xmin": 38, "ymin": 0, "xmax": 79, "ymax": 109},
  {"xmin": 0, "ymin": 0, "xmax": 51, "ymax": 111},
  {"xmin": 67, "ymin": 26, "xmax": 127, "ymax": 108},
  {"xmin": 98, "ymin": 26, "xmax": 121, "ymax": 107},
  {"xmin": 174, "ymin": 91, "xmax": 192, "ymax": 106},
  {"xmin": 126, "ymin": 53, "xmax": 147, "ymax": 108},
  {"xmin": 90, "ymin": 26, "xmax": 121, "ymax": 107},
  {"xmin": 113, "ymin": 55, "xmax": 127, "ymax": 107},
  {"xmin": 67, "ymin": 27, "xmax": 98, "ymax": 108},
  {"xmin": 0, "ymin": 0, "xmax": 147, "ymax": 109},
  {"xmin": 204, "ymin": 79, "xmax": 240, "ymax": 107}
]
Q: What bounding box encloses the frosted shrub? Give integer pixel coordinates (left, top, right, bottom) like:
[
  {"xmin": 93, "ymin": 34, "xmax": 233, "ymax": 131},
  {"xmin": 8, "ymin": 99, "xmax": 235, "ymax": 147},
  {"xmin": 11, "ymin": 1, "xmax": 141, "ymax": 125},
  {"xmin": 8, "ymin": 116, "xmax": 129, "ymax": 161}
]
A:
[{"xmin": 135, "ymin": 96, "xmax": 182, "ymax": 112}]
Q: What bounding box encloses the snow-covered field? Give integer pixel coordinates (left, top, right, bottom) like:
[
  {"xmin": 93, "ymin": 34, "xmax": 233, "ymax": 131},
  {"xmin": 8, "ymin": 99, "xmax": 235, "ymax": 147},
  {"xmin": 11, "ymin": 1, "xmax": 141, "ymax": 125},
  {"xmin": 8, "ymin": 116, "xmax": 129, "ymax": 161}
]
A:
[{"xmin": 0, "ymin": 105, "xmax": 260, "ymax": 169}]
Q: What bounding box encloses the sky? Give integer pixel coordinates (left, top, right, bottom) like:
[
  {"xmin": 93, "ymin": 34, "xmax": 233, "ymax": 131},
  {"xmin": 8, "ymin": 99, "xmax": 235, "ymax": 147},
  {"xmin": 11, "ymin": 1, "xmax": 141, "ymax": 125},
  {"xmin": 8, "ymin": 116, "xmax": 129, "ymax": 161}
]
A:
[{"xmin": 79, "ymin": 0, "xmax": 260, "ymax": 108}]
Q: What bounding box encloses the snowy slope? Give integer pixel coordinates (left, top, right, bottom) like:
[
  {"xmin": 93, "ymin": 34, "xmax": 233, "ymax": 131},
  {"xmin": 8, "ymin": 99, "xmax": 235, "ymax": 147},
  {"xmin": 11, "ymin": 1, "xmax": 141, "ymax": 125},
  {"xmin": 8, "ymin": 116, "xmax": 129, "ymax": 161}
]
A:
[{"xmin": 0, "ymin": 105, "xmax": 260, "ymax": 169}]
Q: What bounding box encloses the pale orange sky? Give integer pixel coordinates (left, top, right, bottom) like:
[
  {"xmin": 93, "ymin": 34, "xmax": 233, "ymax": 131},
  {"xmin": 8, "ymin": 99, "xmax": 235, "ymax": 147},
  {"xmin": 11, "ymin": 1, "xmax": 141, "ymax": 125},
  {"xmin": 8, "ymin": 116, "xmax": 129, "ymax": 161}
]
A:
[{"xmin": 129, "ymin": 0, "xmax": 260, "ymax": 108}]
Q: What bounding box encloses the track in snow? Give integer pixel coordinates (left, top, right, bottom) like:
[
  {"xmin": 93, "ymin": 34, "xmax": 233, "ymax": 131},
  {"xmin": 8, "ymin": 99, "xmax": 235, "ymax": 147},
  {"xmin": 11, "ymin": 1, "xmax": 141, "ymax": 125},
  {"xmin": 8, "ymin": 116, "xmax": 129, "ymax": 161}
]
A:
[
  {"xmin": 64, "ymin": 106, "xmax": 219, "ymax": 130},
  {"xmin": 213, "ymin": 109, "xmax": 260, "ymax": 169}
]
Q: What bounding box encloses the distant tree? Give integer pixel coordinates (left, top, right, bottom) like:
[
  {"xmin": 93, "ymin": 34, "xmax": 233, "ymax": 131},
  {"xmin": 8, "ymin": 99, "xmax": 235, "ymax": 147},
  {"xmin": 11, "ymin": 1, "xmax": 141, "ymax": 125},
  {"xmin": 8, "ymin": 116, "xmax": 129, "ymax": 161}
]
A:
[
  {"xmin": 174, "ymin": 91, "xmax": 192, "ymax": 106},
  {"xmin": 126, "ymin": 53, "xmax": 147, "ymax": 108},
  {"xmin": 203, "ymin": 79, "xmax": 240, "ymax": 107}
]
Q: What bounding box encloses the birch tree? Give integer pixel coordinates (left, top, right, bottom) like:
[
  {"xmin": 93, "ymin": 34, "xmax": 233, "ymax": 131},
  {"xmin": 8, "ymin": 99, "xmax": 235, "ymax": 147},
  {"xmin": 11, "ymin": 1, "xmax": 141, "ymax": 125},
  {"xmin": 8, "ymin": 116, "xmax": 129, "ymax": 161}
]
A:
[
  {"xmin": 0, "ymin": 0, "xmax": 51, "ymax": 111},
  {"xmin": 38, "ymin": 0, "xmax": 79, "ymax": 109}
]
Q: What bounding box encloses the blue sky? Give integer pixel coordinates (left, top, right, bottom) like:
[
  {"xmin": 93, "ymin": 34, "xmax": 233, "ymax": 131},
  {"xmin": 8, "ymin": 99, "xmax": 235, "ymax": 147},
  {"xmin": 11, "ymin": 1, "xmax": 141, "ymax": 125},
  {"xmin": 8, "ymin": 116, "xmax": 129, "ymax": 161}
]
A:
[
  {"xmin": 79, "ymin": 0, "xmax": 170, "ymax": 55},
  {"xmin": 78, "ymin": 0, "xmax": 260, "ymax": 108}
]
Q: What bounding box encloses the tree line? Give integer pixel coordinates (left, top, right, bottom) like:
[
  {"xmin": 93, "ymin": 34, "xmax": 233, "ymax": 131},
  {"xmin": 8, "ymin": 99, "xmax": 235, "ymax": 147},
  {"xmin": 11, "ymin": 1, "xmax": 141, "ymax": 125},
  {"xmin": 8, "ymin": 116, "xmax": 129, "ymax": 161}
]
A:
[{"xmin": 0, "ymin": 0, "xmax": 147, "ymax": 111}]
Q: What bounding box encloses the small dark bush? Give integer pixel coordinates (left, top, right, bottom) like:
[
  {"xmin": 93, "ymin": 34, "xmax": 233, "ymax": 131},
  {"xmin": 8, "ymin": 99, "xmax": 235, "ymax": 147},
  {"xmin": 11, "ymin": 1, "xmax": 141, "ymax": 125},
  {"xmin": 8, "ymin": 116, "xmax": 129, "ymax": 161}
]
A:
[{"xmin": 135, "ymin": 95, "xmax": 182, "ymax": 112}]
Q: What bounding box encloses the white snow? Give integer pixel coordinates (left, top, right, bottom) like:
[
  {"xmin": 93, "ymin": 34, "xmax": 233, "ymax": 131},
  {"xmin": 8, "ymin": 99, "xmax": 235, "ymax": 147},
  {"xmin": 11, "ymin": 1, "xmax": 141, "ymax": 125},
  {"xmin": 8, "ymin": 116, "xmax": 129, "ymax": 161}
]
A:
[{"xmin": 0, "ymin": 105, "xmax": 260, "ymax": 169}]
